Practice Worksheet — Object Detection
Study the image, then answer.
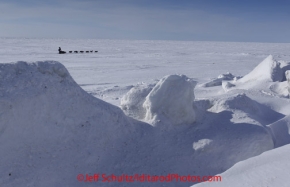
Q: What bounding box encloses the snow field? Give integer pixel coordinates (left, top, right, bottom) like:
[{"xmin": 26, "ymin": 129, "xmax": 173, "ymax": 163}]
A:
[{"xmin": 0, "ymin": 59, "xmax": 278, "ymax": 187}]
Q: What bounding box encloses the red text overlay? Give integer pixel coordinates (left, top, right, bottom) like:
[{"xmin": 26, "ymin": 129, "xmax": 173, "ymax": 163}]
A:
[{"xmin": 77, "ymin": 173, "xmax": 222, "ymax": 183}]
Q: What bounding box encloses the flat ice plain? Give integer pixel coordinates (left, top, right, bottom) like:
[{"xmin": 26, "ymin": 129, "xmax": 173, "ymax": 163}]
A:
[
  {"xmin": 2, "ymin": 38, "xmax": 290, "ymax": 100},
  {"xmin": 1, "ymin": 38, "xmax": 290, "ymax": 187}
]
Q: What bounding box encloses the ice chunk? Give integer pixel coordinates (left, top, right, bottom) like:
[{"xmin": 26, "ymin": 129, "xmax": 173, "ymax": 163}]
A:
[
  {"xmin": 193, "ymin": 139, "xmax": 213, "ymax": 151},
  {"xmin": 222, "ymin": 81, "xmax": 236, "ymax": 92},
  {"xmin": 120, "ymin": 84, "xmax": 154, "ymax": 119},
  {"xmin": 143, "ymin": 74, "xmax": 197, "ymax": 126},
  {"xmin": 202, "ymin": 72, "xmax": 237, "ymax": 87}
]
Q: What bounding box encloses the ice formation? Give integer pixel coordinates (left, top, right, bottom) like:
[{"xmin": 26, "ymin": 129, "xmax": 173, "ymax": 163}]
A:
[
  {"xmin": 201, "ymin": 72, "xmax": 238, "ymax": 87},
  {"xmin": 193, "ymin": 139, "xmax": 213, "ymax": 151},
  {"xmin": 120, "ymin": 84, "xmax": 154, "ymax": 119},
  {"xmin": 0, "ymin": 60, "xmax": 283, "ymax": 187},
  {"xmin": 143, "ymin": 74, "xmax": 197, "ymax": 126},
  {"xmin": 221, "ymin": 55, "xmax": 290, "ymax": 92},
  {"xmin": 286, "ymin": 70, "xmax": 290, "ymax": 95},
  {"xmin": 268, "ymin": 115, "xmax": 290, "ymax": 147},
  {"xmin": 237, "ymin": 55, "xmax": 283, "ymax": 83}
]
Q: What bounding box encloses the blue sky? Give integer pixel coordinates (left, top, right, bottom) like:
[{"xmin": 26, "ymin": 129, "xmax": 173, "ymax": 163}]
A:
[{"xmin": 1, "ymin": 0, "xmax": 290, "ymax": 42}]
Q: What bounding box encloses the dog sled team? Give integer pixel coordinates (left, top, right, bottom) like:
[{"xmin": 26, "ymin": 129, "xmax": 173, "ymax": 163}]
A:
[{"xmin": 58, "ymin": 47, "xmax": 98, "ymax": 54}]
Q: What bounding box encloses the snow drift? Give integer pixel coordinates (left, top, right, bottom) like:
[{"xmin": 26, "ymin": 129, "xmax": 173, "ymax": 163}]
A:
[
  {"xmin": 209, "ymin": 93, "xmax": 284, "ymax": 126},
  {"xmin": 238, "ymin": 55, "xmax": 283, "ymax": 83},
  {"xmin": 193, "ymin": 144, "xmax": 290, "ymax": 187},
  {"xmin": 222, "ymin": 55, "xmax": 290, "ymax": 92},
  {"xmin": 0, "ymin": 61, "xmax": 139, "ymax": 187}
]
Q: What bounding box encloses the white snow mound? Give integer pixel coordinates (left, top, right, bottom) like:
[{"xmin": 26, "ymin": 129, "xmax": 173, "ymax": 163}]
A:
[
  {"xmin": 209, "ymin": 93, "xmax": 284, "ymax": 126},
  {"xmin": 143, "ymin": 74, "xmax": 197, "ymax": 126},
  {"xmin": 210, "ymin": 93, "xmax": 260, "ymax": 114},
  {"xmin": 0, "ymin": 61, "xmax": 139, "ymax": 187},
  {"xmin": 222, "ymin": 56, "xmax": 290, "ymax": 93}
]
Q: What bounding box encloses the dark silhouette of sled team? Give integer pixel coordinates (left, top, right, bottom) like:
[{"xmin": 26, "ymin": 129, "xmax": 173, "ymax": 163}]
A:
[{"xmin": 58, "ymin": 47, "xmax": 98, "ymax": 54}]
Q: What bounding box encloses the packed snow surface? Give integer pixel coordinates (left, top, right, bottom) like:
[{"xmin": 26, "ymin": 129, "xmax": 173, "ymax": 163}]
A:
[
  {"xmin": 1, "ymin": 39, "xmax": 290, "ymax": 186},
  {"xmin": 194, "ymin": 144, "xmax": 290, "ymax": 187}
]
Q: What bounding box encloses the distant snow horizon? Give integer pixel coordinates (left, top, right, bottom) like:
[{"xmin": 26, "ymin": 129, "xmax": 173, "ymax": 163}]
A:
[{"xmin": 2, "ymin": 37, "xmax": 290, "ymax": 44}]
